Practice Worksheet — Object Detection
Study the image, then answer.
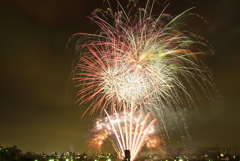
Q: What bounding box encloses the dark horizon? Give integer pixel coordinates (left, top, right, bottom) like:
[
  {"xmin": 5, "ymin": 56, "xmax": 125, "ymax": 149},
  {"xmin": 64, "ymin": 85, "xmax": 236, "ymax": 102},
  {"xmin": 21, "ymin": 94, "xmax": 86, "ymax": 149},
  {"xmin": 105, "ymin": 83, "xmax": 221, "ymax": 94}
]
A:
[{"xmin": 2, "ymin": 144, "xmax": 240, "ymax": 155}]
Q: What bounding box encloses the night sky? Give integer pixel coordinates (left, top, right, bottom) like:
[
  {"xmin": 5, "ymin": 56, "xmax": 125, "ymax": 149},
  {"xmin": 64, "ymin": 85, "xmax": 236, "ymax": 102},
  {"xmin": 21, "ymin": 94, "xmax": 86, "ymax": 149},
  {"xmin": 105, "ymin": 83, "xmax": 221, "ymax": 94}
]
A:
[{"xmin": 1, "ymin": 0, "xmax": 240, "ymax": 154}]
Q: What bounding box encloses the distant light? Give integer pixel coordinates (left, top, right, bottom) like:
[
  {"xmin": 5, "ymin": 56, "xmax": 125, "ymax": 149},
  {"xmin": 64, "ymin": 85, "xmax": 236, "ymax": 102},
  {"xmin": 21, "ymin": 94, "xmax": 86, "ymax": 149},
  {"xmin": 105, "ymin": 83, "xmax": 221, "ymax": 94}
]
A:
[
  {"xmin": 107, "ymin": 159, "xmax": 111, "ymax": 161},
  {"xmin": 179, "ymin": 159, "xmax": 183, "ymax": 161},
  {"xmin": 66, "ymin": 159, "xmax": 69, "ymax": 161}
]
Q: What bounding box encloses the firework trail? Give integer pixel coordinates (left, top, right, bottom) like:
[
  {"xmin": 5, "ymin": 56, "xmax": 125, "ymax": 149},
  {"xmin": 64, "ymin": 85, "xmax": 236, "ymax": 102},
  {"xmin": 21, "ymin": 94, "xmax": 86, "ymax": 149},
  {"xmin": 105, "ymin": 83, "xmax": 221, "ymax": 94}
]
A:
[
  {"xmin": 71, "ymin": 0, "xmax": 214, "ymax": 116},
  {"xmin": 87, "ymin": 107, "xmax": 164, "ymax": 161}
]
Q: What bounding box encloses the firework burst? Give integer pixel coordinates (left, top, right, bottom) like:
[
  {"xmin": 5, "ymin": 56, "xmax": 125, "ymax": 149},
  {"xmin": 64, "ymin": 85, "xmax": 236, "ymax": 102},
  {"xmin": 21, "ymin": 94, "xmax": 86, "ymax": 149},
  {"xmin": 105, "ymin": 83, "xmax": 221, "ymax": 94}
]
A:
[
  {"xmin": 87, "ymin": 107, "xmax": 164, "ymax": 161},
  {"xmin": 70, "ymin": 0, "xmax": 217, "ymax": 159},
  {"xmin": 71, "ymin": 0, "xmax": 215, "ymax": 116}
]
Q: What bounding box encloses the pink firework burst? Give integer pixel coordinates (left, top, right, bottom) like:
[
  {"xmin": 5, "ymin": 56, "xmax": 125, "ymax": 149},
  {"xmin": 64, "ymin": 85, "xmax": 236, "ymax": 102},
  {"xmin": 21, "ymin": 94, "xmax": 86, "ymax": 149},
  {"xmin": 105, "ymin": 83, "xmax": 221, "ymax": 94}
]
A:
[{"xmin": 71, "ymin": 0, "xmax": 215, "ymax": 116}]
